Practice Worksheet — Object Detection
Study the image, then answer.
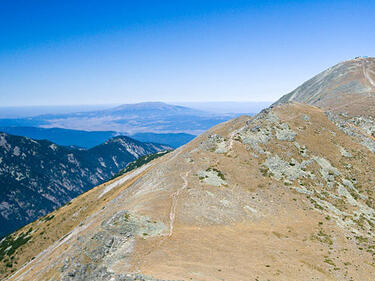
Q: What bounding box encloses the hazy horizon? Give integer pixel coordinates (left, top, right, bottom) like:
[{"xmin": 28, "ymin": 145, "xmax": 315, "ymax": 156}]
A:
[{"xmin": 0, "ymin": 101, "xmax": 272, "ymax": 118}]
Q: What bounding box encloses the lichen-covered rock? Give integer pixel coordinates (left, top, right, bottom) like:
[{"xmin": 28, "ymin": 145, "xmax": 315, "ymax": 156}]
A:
[
  {"xmin": 263, "ymin": 154, "xmax": 314, "ymax": 181},
  {"xmin": 197, "ymin": 168, "xmax": 227, "ymax": 186},
  {"xmin": 314, "ymin": 156, "xmax": 341, "ymax": 188},
  {"xmin": 238, "ymin": 125, "xmax": 272, "ymax": 153},
  {"xmin": 294, "ymin": 142, "xmax": 309, "ymax": 157},
  {"xmin": 206, "ymin": 134, "xmax": 228, "ymax": 153},
  {"xmin": 338, "ymin": 145, "xmax": 352, "ymax": 158},
  {"xmin": 60, "ymin": 211, "xmax": 168, "ymax": 281},
  {"xmin": 103, "ymin": 211, "xmax": 167, "ymax": 238},
  {"xmin": 275, "ymin": 123, "xmax": 297, "ymax": 141},
  {"xmin": 236, "ymin": 110, "xmax": 297, "ymax": 154},
  {"xmin": 327, "ymin": 112, "xmax": 375, "ymax": 153}
]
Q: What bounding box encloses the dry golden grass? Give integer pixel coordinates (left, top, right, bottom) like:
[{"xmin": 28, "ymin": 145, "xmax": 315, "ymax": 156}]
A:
[{"xmin": 3, "ymin": 103, "xmax": 375, "ymax": 280}]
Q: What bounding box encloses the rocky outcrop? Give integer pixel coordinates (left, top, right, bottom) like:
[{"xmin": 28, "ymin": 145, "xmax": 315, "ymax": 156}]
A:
[
  {"xmin": 4, "ymin": 102, "xmax": 375, "ymax": 281},
  {"xmin": 4, "ymin": 59, "xmax": 375, "ymax": 280}
]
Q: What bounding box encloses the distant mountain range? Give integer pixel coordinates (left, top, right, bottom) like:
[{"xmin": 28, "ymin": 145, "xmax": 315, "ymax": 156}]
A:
[
  {"xmin": 0, "ymin": 102, "xmax": 246, "ymax": 135},
  {"xmin": 0, "ymin": 127, "xmax": 196, "ymax": 149},
  {"xmin": 0, "ymin": 132, "xmax": 170, "ymax": 238},
  {"xmin": 0, "ymin": 127, "xmax": 117, "ymax": 148},
  {"xmin": 0, "ymin": 102, "xmax": 248, "ymax": 149}
]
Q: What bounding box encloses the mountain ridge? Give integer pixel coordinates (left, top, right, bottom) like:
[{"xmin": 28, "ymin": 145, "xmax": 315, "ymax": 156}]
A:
[
  {"xmin": 0, "ymin": 127, "xmax": 117, "ymax": 148},
  {"xmin": 0, "ymin": 126, "xmax": 197, "ymax": 149},
  {"xmin": 0, "ymin": 132, "xmax": 171, "ymax": 238},
  {"xmin": 274, "ymin": 57, "xmax": 375, "ymax": 117},
  {"xmin": 3, "ymin": 59, "xmax": 375, "ymax": 280}
]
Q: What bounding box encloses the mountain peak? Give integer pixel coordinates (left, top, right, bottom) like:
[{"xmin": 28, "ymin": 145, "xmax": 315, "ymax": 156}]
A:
[
  {"xmin": 6, "ymin": 100, "xmax": 375, "ymax": 280},
  {"xmin": 275, "ymin": 57, "xmax": 375, "ymax": 116},
  {"xmin": 112, "ymin": 101, "xmax": 170, "ymax": 109},
  {"xmin": 4, "ymin": 60, "xmax": 375, "ymax": 280},
  {"xmin": 109, "ymin": 102, "xmax": 199, "ymax": 113}
]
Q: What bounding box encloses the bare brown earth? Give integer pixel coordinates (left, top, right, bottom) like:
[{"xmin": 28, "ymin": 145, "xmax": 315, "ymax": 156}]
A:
[{"xmin": 2, "ymin": 102, "xmax": 375, "ymax": 281}]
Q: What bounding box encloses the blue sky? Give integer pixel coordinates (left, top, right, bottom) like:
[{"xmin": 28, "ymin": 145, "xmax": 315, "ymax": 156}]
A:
[{"xmin": 0, "ymin": 0, "xmax": 374, "ymax": 106}]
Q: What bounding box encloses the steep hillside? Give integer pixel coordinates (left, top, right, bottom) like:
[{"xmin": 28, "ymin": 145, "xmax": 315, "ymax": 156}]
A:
[
  {"xmin": 0, "ymin": 133, "xmax": 170, "ymax": 238},
  {"xmin": 3, "ymin": 59, "xmax": 375, "ymax": 280},
  {"xmin": 3, "ymin": 102, "xmax": 375, "ymax": 280},
  {"xmin": 275, "ymin": 57, "xmax": 375, "ymax": 117}
]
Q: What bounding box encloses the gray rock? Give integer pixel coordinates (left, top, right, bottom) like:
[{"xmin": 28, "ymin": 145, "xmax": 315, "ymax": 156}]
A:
[{"xmin": 263, "ymin": 154, "xmax": 314, "ymax": 181}]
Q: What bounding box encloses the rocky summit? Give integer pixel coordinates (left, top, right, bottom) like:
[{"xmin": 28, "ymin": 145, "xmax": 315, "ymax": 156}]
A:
[
  {"xmin": 275, "ymin": 57, "xmax": 375, "ymax": 117},
  {"xmin": 2, "ymin": 58, "xmax": 375, "ymax": 281}
]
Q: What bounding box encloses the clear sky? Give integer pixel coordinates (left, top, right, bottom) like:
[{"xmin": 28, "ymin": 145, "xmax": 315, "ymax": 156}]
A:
[{"xmin": 0, "ymin": 0, "xmax": 374, "ymax": 106}]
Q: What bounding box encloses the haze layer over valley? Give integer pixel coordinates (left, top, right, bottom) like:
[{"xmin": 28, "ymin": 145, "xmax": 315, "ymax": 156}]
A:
[
  {"xmin": 0, "ymin": 102, "xmax": 263, "ymax": 149},
  {"xmin": 0, "ymin": 102, "xmax": 253, "ymax": 136}
]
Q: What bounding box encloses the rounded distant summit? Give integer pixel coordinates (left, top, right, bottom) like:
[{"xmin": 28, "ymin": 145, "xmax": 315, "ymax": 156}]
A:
[
  {"xmin": 107, "ymin": 102, "xmax": 205, "ymax": 115},
  {"xmin": 274, "ymin": 57, "xmax": 375, "ymax": 116}
]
